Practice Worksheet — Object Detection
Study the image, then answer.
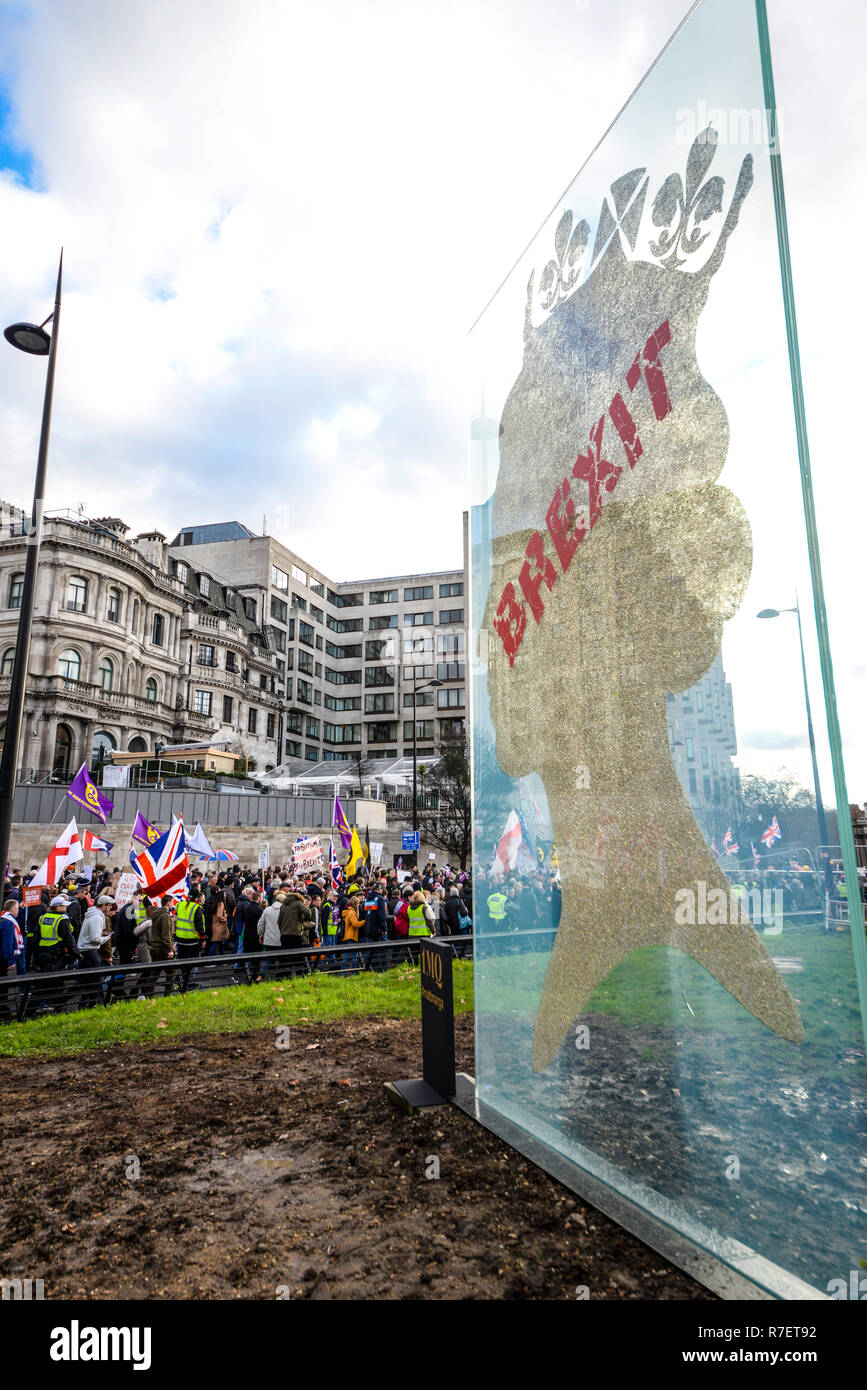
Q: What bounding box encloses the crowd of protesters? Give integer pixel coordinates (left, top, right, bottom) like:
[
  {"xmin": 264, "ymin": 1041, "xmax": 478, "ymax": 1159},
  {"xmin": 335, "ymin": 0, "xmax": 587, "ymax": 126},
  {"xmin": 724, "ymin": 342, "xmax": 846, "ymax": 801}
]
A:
[{"xmin": 0, "ymin": 857, "xmax": 475, "ymax": 1009}]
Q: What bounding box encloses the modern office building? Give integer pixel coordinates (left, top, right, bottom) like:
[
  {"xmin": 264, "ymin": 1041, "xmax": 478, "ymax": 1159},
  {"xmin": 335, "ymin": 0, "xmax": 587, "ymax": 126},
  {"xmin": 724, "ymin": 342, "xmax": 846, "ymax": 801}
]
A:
[
  {"xmin": 168, "ymin": 514, "xmax": 469, "ymax": 767},
  {"xmin": 666, "ymin": 652, "xmax": 743, "ymax": 844}
]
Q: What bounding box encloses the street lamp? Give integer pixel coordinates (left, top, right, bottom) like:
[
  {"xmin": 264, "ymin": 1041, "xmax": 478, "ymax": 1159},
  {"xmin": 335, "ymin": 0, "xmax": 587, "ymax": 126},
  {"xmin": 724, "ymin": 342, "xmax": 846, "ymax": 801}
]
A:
[
  {"xmin": 757, "ymin": 600, "xmax": 829, "ymax": 848},
  {"xmin": 0, "ymin": 253, "xmax": 63, "ymax": 886},
  {"xmin": 405, "ymin": 664, "xmax": 442, "ymax": 837}
]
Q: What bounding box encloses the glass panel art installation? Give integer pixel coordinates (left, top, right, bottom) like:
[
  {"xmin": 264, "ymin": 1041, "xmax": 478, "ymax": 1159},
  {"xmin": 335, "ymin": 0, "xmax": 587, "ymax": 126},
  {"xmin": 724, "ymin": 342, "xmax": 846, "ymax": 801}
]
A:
[{"xmin": 468, "ymin": 0, "xmax": 867, "ymax": 1298}]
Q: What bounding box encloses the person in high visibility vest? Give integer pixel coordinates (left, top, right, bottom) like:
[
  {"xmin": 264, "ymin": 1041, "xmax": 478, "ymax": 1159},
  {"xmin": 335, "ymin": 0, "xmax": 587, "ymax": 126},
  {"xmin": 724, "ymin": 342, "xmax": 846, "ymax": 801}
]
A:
[
  {"xmin": 407, "ymin": 892, "xmax": 433, "ymax": 937},
  {"xmin": 174, "ymin": 890, "xmax": 206, "ymax": 991},
  {"xmin": 486, "ymin": 889, "xmax": 508, "ymax": 928}
]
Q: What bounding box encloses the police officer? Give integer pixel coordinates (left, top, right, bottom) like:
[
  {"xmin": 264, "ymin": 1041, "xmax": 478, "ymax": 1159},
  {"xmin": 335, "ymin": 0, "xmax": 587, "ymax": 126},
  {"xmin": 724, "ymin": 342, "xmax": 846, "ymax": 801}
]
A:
[
  {"xmin": 486, "ymin": 886, "xmax": 508, "ymax": 931},
  {"xmin": 174, "ymin": 889, "xmax": 206, "ymax": 991},
  {"xmin": 27, "ymin": 894, "xmax": 80, "ymax": 1011},
  {"xmin": 406, "ymin": 891, "xmax": 432, "ymax": 938}
]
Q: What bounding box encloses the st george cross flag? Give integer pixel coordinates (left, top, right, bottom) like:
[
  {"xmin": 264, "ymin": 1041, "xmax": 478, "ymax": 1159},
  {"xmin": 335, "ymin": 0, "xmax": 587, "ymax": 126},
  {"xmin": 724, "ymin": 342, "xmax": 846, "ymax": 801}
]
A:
[
  {"xmin": 67, "ymin": 764, "xmax": 113, "ymax": 824},
  {"xmin": 333, "ymin": 795, "xmax": 353, "ymax": 853},
  {"xmin": 761, "ymin": 816, "xmax": 782, "ymax": 848},
  {"xmin": 131, "ymin": 812, "xmax": 161, "ymax": 848},
  {"xmin": 83, "ymin": 829, "xmax": 113, "ymax": 855},
  {"xmin": 30, "ymin": 819, "xmax": 83, "ymax": 886},
  {"xmin": 493, "ymin": 809, "xmax": 522, "ymax": 874},
  {"xmin": 130, "ymin": 820, "xmax": 188, "ymax": 901}
]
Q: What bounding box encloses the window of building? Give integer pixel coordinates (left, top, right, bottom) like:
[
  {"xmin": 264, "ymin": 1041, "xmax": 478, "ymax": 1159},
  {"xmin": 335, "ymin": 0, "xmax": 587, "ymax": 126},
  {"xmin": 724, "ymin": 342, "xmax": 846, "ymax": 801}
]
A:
[
  {"xmin": 92, "ymin": 730, "xmax": 116, "ymax": 762},
  {"xmin": 315, "ymin": 635, "xmax": 323, "ymax": 650},
  {"xmin": 700, "ymin": 746, "xmax": 709, "ymax": 769},
  {"xmin": 152, "ymin": 613, "xmax": 165, "ymax": 646},
  {"xmin": 688, "ymin": 768, "xmax": 697, "ymax": 794},
  {"xmin": 438, "ymin": 717, "xmax": 465, "ymax": 739},
  {"xmin": 310, "ymin": 580, "xmax": 324, "ymax": 597},
  {"xmin": 309, "ymin": 604, "xmax": 323, "ymax": 623},
  {"xmin": 437, "ymin": 631, "xmax": 465, "ymax": 655},
  {"xmin": 175, "ymin": 561, "xmax": 188, "ymax": 584},
  {"xmin": 244, "ymin": 598, "xmax": 256, "ymax": 620},
  {"xmin": 194, "ymin": 689, "xmax": 212, "ymax": 715},
  {"xmin": 290, "ymin": 564, "xmax": 307, "ymax": 585},
  {"xmin": 314, "ymin": 689, "xmax": 321, "ymax": 705},
  {"xmin": 437, "ymin": 687, "xmax": 465, "ymax": 708},
  {"xmin": 7, "ymin": 574, "xmax": 23, "ymax": 609},
  {"xmin": 1, "ymin": 647, "xmax": 14, "ymax": 676},
  {"xmin": 198, "ymin": 574, "xmax": 210, "ymax": 598},
  {"xmin": 198, "ymin": 644, "xmax": 216, "ymax": 667},
  {"xmin": 369, "ymin": 588, "xmax": 398, "ymax": 605},
  {"xmin": 271, "ymin": 565, "xmax": 289, "ymax": 592},
  {"xmin": 299, "ymin": 621, "xmax": 315, "ymax": 646},
  {"xmin": 439, "ymin": 608, "xmax": 464, "ymax": 624},
  {"xmin": 364, "ymin": 692, "xmax": 394, "ymax": 714},
  {"xmin": 107, "ymin": 588, "xmax": 120, "ymax": 623},
  {"xmin": 304, "ymin": 746, "xmax": 318, "ymax": 761},
  {"xmin": 259, "ymin": 673, "xmax": 267, "ymax": 690},
  {"xmin": 403, "ymin": 635, "xmax": 433, "ymax": 658},
  {"xmin": 271, "ymin": 595, "xmax": 288, "ymax": 623},
  {"xmin": 327, "ymin": 614, "xmax": 363, "ymax": 633},
  {"xmin": 369, "ymin": 613, "xmax": 398, "ymax": 631},
  {"xmin": 404, "ymin": 720, "xmax": 435, "ymax": 741},
  {"xmin": 326, "ymin": 641, "xmax": 362, "ymax": 660},
  {"xmin": 323, "ymin": 723, "xmax": 361, "ymax": 745},
  {"xmin": 286, "ymin": 711, "xmax": 303, "ymax": 734},
  {"xmin": 98, "ymin": 657, "xmax": 114, "ymax": 692},
  {"xmin": 403, "ymin": 689, "xmax": 434, "ymax": 707},
  {"xmin": 408, "ymin": 663, "xmax": 434, "ymax": 680},
  {"xmin": 306, "ymin": 717, "xmax": 320, "ymax": 738},
  {"xmin": 272, "ymin": 626, "xmax": 286, "ymax": 653},
  {"xmin": 297, "ymin": 679, "xmax": 313, "ymax": 704},
  {"xmin": 247, "ymin": 708, "xmax": 258, "ymax": 733},
  {"xmin": 703, "ymin": 775, "xmax": 711, "ymax": 800},
  {"xmin": 222, "ymin": 694, "xmax": 233, "ymax": 722},
  {"xmin": 685, "ymin": 737, "xmax": 695, "ymax": 760},
  {"xmin": 325, "ymin": 668, "xmax": 361, "ymax": 685},
  {"xmin": 439, "ymin": 582, "xmax": 464, "ymax": 598},
  {"xmin": 404, "ymin": 585, "xmax": 433, "ymax": 601},
  {"xmin": 368, "ymin": 748, "xmax": 397, "ymax": 760},
  {"xmin": 267, "ymin": 713, "xmax": 276, "ymax": 739},
  {"xmin": 711, "ymin": 754, "xmax": 718, "ymax": 775},
  {"xmin": 368, "ymin": 721, "xmax": 398, "ymax": 743},
  {"xmin": 226, "ymin": 651, "xmax": 236, "ymax": 672},
  {"xmin": 324, "ymin": 694, "xmax": 361, "ymax": 711},
  {"xmin": 366, "ymin": 638, "xmax": 397, "ymax": 661},
  {"xmin": 436, "ymin": 662, "xmax": 465, "ymax": 682},
  {"xmin": 403, "ymin": 611, "xmax": 433, "ymax": 626},
  {"xmin": 58, "ymin": 649, "xmax": 81, "ymax": 681},
  {"xmin": 66, "ymin": 576, "xmax": 87, "ymax": 613},
  {"xmin": 291, "ymin": 593, "xmax": 307, "ymax": 613},
  {"xmin": 298, "ymin": 650, "xmax": 315, "ymax": 675},
  {"xmin": 285, "ymin": 739, "xmax": 301, "ymax": 758},
  {"xmin": 143, "ymin": 677, "xmax": 157, "ymax": 703},
  {"xmin": 327, "ymin": 589, "xmax": 363, "ymax": 608},
  {"xmin": 365, "ymin": 666, "xmax": 395, "ymax": 687},
  {"xmin": 286, "ymin": 618, "xmax": 295, "ymax": 641}
]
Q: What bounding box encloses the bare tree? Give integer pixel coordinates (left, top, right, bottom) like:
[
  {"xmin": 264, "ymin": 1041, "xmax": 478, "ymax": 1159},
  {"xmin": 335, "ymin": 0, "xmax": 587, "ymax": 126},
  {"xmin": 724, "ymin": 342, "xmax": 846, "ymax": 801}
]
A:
[{"xmin": 415, "ymin": 732, "xmax": 472, "ymax": 869}]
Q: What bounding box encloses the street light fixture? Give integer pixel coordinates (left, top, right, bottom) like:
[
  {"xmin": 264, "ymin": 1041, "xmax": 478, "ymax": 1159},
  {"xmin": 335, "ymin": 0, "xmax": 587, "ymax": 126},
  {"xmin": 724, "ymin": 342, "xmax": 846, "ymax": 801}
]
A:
[
  {"xmin": 0, "ymin": 252, "xmax": 63, "ymax": 886},
  {"xmin": 757, "ymin": 600, "xmax": 829, "ymax": 848},
  {"xmin": 405, "ymin": 663, "xmax": 442, "ymax": 838}
]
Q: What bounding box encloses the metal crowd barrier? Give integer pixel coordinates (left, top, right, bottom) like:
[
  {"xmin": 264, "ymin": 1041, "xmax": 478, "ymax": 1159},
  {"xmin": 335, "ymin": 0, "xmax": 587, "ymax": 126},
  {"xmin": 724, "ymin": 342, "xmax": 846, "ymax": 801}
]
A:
[{"xmin": 0, "ymin": 933, "xmax": 475, "ymax": 1025}]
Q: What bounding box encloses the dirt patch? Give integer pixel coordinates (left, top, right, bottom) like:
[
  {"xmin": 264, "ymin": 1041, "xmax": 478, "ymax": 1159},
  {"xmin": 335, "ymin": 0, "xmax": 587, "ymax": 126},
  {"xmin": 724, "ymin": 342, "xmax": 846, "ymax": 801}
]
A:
[{"xmin": 0, "ymin": 1015, "xmax": 710, "ymax": 1300}]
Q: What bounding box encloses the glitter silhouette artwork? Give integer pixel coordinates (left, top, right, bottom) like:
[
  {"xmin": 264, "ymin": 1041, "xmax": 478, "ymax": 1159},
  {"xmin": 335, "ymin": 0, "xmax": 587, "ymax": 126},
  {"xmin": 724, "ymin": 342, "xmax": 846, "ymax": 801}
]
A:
[{"xmin": 483, "ymin": 131, "xmax": 803, "ymax": 1070}]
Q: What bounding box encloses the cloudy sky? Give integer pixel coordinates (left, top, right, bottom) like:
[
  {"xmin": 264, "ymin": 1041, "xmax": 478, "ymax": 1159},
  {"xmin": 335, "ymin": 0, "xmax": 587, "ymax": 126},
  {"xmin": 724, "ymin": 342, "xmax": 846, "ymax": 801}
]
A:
[{"xmin": 0, "ymin": 0, "xmax": 865, "ymax": 795}]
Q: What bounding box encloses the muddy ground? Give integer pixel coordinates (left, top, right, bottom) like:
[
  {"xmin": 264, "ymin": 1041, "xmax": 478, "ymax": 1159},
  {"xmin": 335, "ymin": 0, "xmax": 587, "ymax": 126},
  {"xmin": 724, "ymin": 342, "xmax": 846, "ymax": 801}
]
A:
[{"xmin": 0, "ymin": 1015, "xmax": 710, "ymax": 1300}]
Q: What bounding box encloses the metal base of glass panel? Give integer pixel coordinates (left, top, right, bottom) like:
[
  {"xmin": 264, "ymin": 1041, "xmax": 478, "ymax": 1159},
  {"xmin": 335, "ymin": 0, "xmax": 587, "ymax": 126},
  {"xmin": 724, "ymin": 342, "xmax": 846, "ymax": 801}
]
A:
[{"xmin": 453, "ymin": 1086, "xmax": 827, "ymax": 1302}]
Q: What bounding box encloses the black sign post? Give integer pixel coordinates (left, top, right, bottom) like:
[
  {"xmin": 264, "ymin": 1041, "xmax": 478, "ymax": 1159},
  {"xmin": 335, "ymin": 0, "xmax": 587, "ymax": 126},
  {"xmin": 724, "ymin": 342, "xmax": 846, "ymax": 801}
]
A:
[{"xmin": 387, "ymin": 939, "xmax": 473, "ymax": 1113}]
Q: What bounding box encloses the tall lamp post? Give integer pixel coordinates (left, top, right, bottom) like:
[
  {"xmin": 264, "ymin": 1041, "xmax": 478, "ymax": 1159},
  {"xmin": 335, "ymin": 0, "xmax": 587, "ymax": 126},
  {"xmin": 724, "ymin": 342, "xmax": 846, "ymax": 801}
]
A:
[
  {"xmin": 0, "ymin": 253, "xmax": 63, "ymax": 885},
  {"xmin": 408, "ymin": 666, "xmax": 442, "ymax": 837},
  {"xmin": 757, "ymin": 600, "xmax": 830, "ymax": 848}
]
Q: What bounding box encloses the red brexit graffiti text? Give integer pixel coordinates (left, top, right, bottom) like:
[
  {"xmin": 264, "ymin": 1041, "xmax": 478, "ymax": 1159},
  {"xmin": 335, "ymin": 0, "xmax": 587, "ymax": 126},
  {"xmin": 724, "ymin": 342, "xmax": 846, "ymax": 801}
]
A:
[{"xmin": 493, "ymin": 320, "xmax": 673, "ymax": 665}]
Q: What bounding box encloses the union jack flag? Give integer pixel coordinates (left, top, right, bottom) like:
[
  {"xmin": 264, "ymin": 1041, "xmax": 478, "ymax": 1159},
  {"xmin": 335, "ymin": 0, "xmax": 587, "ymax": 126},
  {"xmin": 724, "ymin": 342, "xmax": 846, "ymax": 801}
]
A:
[
  {"xmin": 722, "ymin": 828, "xmax": 739, "ymax": 856},
  {"xmin": 751, "ymin": 840, "xmax": 761, "ymax": 867},
  {"xmin": 130, "ymin": 819, "xmax": 188, "ymax": 900},
  {"xmin": 761, "ymin": 816, "xmax": 781, "ymax": 848},
  {"xmin": 329, "ymin": 837, "xmax": 343, "ymax": 887}
]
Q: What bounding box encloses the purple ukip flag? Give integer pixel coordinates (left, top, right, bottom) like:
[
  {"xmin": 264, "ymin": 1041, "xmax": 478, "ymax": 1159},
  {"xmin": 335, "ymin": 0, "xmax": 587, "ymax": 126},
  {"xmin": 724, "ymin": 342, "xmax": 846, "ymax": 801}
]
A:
[
  {"xmin": 333, "ymin": 794, "xmax": 353, "ymax": 853},
  {"xmin": 66, "ymin": 763, "xmax": 113, "ymax": 825},
  {"xmin": 131, "ymin": 811, "xmax": 161, "ymax": 848}
]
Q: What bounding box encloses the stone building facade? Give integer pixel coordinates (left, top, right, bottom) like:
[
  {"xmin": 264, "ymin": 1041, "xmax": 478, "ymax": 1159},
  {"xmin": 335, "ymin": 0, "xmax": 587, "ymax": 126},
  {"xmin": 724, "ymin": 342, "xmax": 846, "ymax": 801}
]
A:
[{"xmin": 0, "ymin": 507, "xmax": 283, "ymax": 779}]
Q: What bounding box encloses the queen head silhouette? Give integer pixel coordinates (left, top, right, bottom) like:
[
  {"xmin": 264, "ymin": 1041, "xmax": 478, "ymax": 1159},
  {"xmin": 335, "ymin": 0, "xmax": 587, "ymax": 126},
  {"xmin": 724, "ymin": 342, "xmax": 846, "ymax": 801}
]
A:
[{"xmin": 482, "ymin": 133, "xmax": 803, "ymax": 1071}]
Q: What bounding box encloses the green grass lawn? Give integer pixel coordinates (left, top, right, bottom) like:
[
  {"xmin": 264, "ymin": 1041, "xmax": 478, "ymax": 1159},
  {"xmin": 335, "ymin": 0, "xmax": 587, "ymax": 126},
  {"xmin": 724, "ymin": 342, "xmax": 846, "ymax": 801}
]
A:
[{"xmin": 0, "ymin": 961, "xmax": 475, "ymax": 1060}]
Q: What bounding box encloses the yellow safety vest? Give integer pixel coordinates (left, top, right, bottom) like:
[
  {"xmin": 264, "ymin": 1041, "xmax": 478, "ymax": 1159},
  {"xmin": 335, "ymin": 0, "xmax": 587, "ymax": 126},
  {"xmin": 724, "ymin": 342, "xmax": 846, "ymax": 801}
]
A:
[
  {"xmin": 38, "ymin": 912, "xmax": 65, "ymax": 948},
  {"xmin": 407, "ymin": 903, "xmax": 430, "ymax": 937},
  {"xmin": 174, "ymin": 899, "xmax": 201, "ymax": 941},
  {"xmin": 487, "ymin": 892, "xmax": 507, "ymax": 921}
]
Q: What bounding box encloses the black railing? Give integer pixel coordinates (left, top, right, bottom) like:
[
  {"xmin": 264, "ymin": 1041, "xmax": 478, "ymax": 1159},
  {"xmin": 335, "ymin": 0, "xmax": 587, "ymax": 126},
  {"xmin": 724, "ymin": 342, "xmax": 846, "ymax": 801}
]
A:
[{"xmin": 0, "ymin": 934, "xmax": 475, "ymax": 1024}]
